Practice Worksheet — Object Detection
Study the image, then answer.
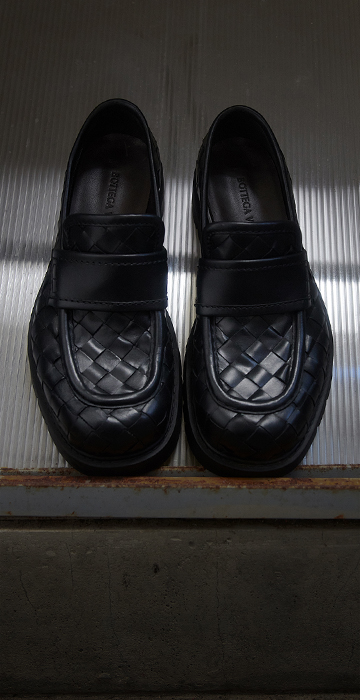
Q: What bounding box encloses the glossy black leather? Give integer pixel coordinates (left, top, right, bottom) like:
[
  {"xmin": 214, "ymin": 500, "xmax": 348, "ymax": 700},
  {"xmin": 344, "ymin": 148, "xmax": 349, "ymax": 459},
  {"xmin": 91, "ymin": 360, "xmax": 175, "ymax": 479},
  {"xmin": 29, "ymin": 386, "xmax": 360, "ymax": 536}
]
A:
[
  {"xmin": 196, "ymin": 248, "xmax": 310, "ymax": 315},
  {"xmin": 49, "ymin": 244, "xmax": 168, "ymax": 311},
  {"xmin": 184, "ymin": 106, "xmax": 333, "ymax": 476},
  {"xmin": 28, "ymin": 99, "xmax": 181, "ymax": 475}
]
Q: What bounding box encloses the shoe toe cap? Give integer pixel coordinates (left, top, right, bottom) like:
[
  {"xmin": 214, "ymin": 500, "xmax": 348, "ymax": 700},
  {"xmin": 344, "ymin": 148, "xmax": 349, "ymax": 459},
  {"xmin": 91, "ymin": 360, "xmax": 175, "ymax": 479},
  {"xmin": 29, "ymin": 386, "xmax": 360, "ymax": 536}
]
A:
[{"xmin": 195, "ymin": 395, "xmax": 310, "ymax": 464}]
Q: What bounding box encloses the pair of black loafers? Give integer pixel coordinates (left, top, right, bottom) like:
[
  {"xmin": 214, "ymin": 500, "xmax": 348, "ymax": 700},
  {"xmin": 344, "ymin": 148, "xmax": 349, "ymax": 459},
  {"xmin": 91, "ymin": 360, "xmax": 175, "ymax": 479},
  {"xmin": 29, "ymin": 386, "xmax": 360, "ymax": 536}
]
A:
[{"xmin": 28, "ymin": 99, "xmax": 333, "ymax": 477}]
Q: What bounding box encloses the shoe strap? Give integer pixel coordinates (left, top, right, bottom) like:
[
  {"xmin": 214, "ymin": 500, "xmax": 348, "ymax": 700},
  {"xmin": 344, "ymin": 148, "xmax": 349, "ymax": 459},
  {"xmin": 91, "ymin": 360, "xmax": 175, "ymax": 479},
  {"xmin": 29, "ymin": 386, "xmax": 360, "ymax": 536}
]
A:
[
  {"xmin": 196, "ymin": 250, "xmax": 311, "ymax": 316},
  {"xmin": 48, "ymin": 248, "xmax": 168, "ymax": 312}
]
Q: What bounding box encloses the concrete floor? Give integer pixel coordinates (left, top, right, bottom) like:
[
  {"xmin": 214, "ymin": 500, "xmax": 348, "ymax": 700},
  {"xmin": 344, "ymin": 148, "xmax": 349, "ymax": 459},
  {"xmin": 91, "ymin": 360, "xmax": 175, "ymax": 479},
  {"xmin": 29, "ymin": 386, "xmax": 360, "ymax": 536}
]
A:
[{"xmin": 1, "ymin": 519, "xmax": 359, "ymax": 695}]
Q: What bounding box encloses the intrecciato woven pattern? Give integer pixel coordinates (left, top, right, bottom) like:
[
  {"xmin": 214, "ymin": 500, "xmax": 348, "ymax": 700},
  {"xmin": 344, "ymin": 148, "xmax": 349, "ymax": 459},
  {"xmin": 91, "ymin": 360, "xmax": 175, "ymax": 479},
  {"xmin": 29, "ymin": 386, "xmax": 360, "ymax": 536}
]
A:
[
  {"xmin": 213, "ymin": 313, "xmax": 293, "ymax": 402},
  {"xmin": 29, "ymin": 273, "xmax": 175, "ymax": 458},
  {"xmin": 71, "ymin": 309, "xmax": 152, "ymax": 395},
  {"xmin": 61, "ymin": 215, "xmax": 165, "ymax": 398},
  {"xmin": 188, "ymin": 284, "xmax": 332, "ymax": 463},
  {"xmin": 27, "ymin": 99, "xmax": 181, "ymax": 473},
  {"xmin": 205, "ymin": 229, "xmax": 300, "ymax": 260},
  {"xmin": 64, "ymin": 220, "xmax": 163, "ymax": 254},
  {"xmin": 186, "ymin": 105, "xmax": 333, "ymax": 473}
]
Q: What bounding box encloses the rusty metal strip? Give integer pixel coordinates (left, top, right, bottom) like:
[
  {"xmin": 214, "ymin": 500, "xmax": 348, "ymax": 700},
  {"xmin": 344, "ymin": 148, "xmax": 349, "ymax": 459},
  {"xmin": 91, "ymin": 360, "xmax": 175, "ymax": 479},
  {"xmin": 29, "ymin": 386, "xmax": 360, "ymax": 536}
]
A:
[
  {"xmin": 1, "ymin": 476, "xmax": 360, "ymax": 489},
  {"xmin": 1, "ymin": 476, "xmax": 359, "ymax": 519}
]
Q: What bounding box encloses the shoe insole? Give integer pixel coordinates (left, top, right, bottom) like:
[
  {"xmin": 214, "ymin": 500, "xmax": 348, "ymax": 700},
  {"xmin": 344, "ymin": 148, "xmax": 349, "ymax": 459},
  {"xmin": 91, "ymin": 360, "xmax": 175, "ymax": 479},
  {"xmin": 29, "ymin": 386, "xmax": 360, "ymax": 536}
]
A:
[
  {"xmin": 208, "ymin": 137, "xmax": 287, "ymax": 222},
  {"xmin": 70, "ymin": 133, "xmax": 151, "ymax": 215}
]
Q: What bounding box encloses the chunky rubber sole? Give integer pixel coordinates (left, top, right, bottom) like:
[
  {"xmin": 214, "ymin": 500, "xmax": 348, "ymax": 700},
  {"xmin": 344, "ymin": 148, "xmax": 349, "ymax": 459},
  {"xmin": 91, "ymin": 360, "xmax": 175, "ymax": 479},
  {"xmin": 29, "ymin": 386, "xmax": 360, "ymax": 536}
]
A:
[
  {"xmin": 183, "ymin": 326, "xmax": 333, "ymax": 478},
  {"xmin": 28, "ymin": 316, "xmax": 182, "ymax": 477}
]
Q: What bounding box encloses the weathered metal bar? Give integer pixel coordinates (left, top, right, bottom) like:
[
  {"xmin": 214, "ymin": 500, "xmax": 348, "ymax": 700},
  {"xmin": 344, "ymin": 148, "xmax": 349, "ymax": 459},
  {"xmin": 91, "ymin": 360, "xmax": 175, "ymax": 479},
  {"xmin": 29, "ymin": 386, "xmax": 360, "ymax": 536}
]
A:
[
  {"xmin": 1, "ymin": 465, "xmax": 359, "ymax": 477},
  {"xmin": 1, "ymin": 476, "xmax": 359, "ymax": 519}
]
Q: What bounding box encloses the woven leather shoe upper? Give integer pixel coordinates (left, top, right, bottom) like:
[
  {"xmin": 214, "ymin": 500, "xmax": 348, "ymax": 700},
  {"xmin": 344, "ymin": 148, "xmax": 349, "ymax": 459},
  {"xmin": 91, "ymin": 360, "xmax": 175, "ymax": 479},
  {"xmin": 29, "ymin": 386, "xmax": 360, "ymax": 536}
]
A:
[
  {"xmin": 29, "ymin": 228, "xmax": 176, "ymax": 460},
  {"xmin": 185, "ymin": 106, "xmax": 333, "ymax": 473},
  {"xmin": 28, "ymin": 100, "xmax": 181, "ymax": 472},
  {"xmin": 188, "ymin": 283, "xmax": 332, "ymax": 463}
]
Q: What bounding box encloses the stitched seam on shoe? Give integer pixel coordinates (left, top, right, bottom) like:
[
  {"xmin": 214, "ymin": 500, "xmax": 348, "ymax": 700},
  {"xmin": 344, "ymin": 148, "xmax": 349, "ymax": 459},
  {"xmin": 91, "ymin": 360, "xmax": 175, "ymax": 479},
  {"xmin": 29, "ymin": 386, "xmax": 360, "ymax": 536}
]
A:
[
  {"xmin": 208, "ymin": 229, "xmax": 298, "ymax": 240},
  {"xmin": 199, "ymin": 261, "xmax": 306, "ymax": 271},
  {"xmin": 55, "ymin": 298, "xmax": 166, "ymax": 305},
  {"xmin": 56, "ymin": 258, "xmax": 165, "ymax": 266},
  {"xmin": 65, "ymin": 223, "xmax": 158, "ymax": 228},
  {"xmin": 210, "ymin": 318, "xmax": 222, "ymax": 385},
  {"xmin": 197, "ymin": 298, "xmax": 309, "ymax": 309}
]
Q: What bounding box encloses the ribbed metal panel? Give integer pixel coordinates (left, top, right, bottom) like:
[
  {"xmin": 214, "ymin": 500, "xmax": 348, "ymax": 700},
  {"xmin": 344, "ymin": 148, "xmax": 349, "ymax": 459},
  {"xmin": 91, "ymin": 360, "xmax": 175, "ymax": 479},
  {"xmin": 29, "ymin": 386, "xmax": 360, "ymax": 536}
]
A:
[{"xmin": 0, "ymin": 0, "xmax": 359, "ymax": 471}]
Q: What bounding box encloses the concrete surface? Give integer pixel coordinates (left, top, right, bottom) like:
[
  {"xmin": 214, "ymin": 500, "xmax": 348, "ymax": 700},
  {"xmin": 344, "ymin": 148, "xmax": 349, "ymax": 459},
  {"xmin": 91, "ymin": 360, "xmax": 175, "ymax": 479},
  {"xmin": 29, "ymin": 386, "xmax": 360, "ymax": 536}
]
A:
[{"xmin": 0, "ymin": 519, "xmax": 359, "ymax": 695}]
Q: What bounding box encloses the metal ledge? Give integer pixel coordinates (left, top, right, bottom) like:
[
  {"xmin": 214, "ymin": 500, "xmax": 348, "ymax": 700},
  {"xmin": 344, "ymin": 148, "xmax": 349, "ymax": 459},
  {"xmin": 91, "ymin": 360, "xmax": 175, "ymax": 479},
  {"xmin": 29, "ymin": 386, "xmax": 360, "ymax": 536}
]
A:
[
  {"xmin": 1, "ymin": 464, "xmax": 360, "ymax": 478},
  {"xmin": 1, "ymin": 474, "xmax": 359, "ymax": 519}
]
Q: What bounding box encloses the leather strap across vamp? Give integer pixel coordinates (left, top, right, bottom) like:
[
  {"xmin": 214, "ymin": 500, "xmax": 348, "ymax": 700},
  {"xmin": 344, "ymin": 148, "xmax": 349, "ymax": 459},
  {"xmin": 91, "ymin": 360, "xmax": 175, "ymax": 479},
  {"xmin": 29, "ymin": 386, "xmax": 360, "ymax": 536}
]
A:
[{"xmin": 184, "ymin": 105, "xmax": 333, "ymax": 477}]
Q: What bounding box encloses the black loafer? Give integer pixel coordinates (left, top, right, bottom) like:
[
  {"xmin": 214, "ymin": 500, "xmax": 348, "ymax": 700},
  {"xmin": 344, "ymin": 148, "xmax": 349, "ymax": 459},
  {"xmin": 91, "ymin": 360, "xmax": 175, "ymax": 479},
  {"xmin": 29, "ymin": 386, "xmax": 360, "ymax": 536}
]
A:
[
  {"xmin": 184, "ymin": 106, "xmax": 333, "ymax": 477},
  {"xmin": 28, "ymin": 99, "xmax": 182, "ymax": 476}
]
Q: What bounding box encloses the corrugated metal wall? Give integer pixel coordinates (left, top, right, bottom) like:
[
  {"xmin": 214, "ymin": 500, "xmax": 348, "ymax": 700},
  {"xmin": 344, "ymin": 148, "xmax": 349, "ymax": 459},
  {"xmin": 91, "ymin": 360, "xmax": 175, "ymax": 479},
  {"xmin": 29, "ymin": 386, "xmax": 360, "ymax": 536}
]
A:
[{"xmin": 0, "ymin": 0, "xmax": 359, "ymax": 470}]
